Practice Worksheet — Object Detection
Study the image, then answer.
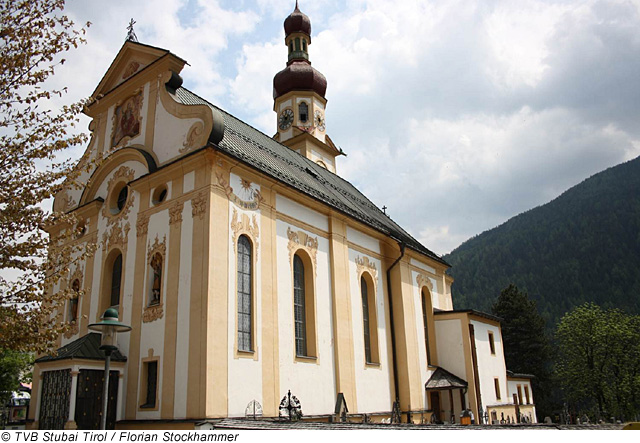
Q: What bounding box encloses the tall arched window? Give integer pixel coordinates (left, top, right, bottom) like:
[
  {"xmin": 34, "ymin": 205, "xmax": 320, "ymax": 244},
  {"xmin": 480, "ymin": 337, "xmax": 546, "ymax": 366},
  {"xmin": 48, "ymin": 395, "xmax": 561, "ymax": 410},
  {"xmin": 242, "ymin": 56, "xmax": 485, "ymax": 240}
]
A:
[
  {"xmin": 421, "ymin": 289, "xmax": 432, "ymax": 364},
  {"xmin": 361, "ymin": 276, "xmax": 372, "ymax": 363},
  {"xmin": 237, "ymin": 235, "xmax": 252, "ymax": 352},
  {"xmin": 110, "ymin": 253, "xmax": 123, "ymax": 307},
  {"xmin": 299, "ymin": 102, "xmax": 308, "ymax": 123},
  {"xmin": 360, "ymin": 273, "xmax": 379, "ymax": 364},
  {"xmin": 293, "ymin": 254, "xmax": 306, "ymax": 356}
]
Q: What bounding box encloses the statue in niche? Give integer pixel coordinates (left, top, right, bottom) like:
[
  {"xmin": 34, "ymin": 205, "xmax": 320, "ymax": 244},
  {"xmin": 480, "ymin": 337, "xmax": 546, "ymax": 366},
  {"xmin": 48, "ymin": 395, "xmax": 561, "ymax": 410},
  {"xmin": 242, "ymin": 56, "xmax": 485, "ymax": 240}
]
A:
[{"xmin": 150, "ymin": 253, "xmax": 162, "ymax": 305}]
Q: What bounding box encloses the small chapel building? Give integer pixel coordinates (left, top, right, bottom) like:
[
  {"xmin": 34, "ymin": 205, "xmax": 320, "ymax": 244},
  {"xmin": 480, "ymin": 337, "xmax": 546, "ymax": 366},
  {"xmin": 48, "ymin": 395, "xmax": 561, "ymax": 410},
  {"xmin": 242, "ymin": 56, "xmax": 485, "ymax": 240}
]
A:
[{"xmin": 28, "ymin": 4, "xmax": 536, "ymax": 429}]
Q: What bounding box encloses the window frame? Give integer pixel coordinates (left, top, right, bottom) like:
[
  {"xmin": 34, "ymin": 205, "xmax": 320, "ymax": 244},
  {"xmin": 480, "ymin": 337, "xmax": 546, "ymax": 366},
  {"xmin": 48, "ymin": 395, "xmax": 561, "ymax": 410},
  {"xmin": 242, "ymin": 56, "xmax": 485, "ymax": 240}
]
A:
[
  {"xmin": 237, "ymin": 235, "xmax": 254, "ymax": 353},
  {"xmin": 488, "ymin": 331, "xmax": 496, "ymax": 355},
  {"xmin": 139, "ymin": 357, "xmax": 160, "ymax": 411},
  {"xmin": 292, "ymin": 251, "xmax": 317, "ymax": 360},
  {"xmin": 360, "ymin": 273, "xmax": 380, "ymax": 365}
]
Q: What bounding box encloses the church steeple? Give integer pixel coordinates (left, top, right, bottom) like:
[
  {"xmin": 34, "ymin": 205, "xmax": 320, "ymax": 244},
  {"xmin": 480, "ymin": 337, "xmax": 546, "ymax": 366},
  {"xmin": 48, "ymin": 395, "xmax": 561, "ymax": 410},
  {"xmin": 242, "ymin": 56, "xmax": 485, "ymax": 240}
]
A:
[{"xmin": 274, "ymin": 2, "xmax": 343, "ymax": 173}]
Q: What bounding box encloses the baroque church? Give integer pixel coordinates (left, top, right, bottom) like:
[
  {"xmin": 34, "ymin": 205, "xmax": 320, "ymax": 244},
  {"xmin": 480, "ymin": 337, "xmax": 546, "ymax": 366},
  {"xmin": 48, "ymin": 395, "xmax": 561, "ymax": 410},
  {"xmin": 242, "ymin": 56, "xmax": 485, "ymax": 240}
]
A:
[{"xmin": 29, "ymin": 4, "xmax": 536, "ymax": 429}]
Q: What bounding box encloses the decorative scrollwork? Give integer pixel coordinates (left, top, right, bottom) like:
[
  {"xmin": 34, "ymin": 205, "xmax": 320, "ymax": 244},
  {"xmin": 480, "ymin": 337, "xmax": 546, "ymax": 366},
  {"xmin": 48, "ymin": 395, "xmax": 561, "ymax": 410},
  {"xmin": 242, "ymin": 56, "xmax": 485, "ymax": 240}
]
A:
[
  {"xmin": 142, "ymin": 304, "xmax": 164, "ymax": 323},
  {"xmin": 180, "ymin": 121, "xmax": 204, "ymax": 153},
  {"xmin": 230, "ymin": 208, "xmax": 259, "ymax": 254},
  {"xmin": 355, "ymin": 256, "xmax": 378, "ymax": 282},
  {"xmin": 101, "ymin": 221, "xmax": 130, "ymax": 252},
  {"xmin": 169, "ymin": 201, "xmax": 184, "ymax": 225},
  {"xmin": 136, "ymin": 213, "xmax": 149, "ymax": 238},
  {"xmin": 147, "ymin": 234, "xmax": 166, "ymax": 264},
  {"xmin": 416, "ymin": 273, "xmax": 434, "ymax": 292},
  {"xmin": 191, "ymin": 192, "xmax": 207, "ymax": 219},
  {"xmin": 279, "ymin": 390, "xmax": 302, "ymax": 421},
  {"xmin": 287, "ymin": 227, "xmax": 318, "ymax": 273}
]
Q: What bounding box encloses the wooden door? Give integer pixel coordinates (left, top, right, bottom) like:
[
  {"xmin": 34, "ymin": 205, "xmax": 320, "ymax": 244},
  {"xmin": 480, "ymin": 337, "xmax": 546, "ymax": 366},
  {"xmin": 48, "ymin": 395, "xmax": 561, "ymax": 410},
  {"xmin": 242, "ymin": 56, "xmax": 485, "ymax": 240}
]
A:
[{"xmin": 75, "ymin": 369, "xmax": 119, "ymax": 430}]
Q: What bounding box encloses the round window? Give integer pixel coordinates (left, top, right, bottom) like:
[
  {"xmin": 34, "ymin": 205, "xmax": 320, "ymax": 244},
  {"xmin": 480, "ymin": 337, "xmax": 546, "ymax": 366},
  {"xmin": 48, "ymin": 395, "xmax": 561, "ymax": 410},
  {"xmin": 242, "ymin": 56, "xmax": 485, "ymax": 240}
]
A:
[
  {"xmin": 110, "ymin": 183, "xmax": 129, "ymax": 215},
  {"xmin": 152, "ymin": 185, "xmax": 168, "ymax": 205}
]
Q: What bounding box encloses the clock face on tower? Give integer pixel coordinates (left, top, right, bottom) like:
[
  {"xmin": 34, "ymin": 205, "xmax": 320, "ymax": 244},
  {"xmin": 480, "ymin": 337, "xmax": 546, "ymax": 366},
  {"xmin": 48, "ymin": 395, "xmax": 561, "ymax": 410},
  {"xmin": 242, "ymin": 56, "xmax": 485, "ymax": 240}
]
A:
[
  {"xmin": 278, "ymin": 108, "xmax": 294, "ymax": 130},
  {"xmin": 314, "ymin": 110, "xmax": 325, "ymax": 132}
]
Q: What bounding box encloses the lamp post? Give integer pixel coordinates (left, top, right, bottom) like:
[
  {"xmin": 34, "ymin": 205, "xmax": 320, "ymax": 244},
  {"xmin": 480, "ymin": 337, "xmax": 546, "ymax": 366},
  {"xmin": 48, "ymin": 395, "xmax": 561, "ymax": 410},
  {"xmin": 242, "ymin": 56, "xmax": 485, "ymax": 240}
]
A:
[{"xmin": 88, "ymin": 308, "xmax": 131, "ymax": 430}]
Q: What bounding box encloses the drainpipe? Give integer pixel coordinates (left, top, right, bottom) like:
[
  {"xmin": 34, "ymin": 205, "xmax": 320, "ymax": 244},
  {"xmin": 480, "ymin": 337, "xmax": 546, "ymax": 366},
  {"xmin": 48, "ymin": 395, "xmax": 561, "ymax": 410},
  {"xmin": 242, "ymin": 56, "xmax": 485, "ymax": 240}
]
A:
[{"xmin": 386, "ymin": 240, "xmax": 405, "ymax": 411}]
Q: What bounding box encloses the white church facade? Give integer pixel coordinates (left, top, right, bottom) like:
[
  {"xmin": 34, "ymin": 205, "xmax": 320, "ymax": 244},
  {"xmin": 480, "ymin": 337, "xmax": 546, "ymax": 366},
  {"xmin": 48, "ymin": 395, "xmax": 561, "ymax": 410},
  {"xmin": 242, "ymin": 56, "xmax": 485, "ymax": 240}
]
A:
[{"xmin": 29, "ymin": 5, "xmax": 535, "ymax": 429}]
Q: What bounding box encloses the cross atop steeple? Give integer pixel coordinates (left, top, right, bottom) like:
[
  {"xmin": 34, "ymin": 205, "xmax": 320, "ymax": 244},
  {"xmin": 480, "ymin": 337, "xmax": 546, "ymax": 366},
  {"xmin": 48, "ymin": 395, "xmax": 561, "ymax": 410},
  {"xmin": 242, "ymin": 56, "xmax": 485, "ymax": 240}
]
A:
[{"xmin": 126, "ymin": 18, "xmax": 138, "ymax": 42}]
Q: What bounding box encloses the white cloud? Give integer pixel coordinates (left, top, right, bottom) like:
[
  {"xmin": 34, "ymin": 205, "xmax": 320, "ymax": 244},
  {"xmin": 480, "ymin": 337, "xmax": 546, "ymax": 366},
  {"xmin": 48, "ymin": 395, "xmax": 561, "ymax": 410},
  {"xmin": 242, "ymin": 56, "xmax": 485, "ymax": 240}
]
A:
[{"xmin": 50, "ymin": 0, "xmax": 640, "ymax": 256}]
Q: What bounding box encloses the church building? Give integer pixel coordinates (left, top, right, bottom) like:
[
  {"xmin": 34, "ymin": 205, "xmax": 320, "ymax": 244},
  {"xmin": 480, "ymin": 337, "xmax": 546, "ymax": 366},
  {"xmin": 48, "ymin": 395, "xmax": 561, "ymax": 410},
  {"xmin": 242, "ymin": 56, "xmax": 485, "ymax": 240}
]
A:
[{"xmin": 29, "ymin": 4, "xmax": 536, "ymax": 429}]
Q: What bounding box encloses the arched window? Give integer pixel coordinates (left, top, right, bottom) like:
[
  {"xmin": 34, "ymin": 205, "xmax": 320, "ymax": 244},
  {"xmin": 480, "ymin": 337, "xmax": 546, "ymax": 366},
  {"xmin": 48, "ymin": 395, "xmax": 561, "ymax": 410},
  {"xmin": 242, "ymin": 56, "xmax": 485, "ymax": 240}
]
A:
[
  {"xmin": 293, "ymin": 254, "xmax": 306, "ymax": 356},
  {"xmin": 149, "ymin": 253, "xmax": 163, "ymax": 306},
  {"xmin": 360, "ymin": 273, "xmax": 379, "ymax": 364},
  {"xmin": 237, "ymin": 235, "xmax": 252, "ymax": 352},
  {"xmin": 69, "ymin": 279, "xmax": 80, "ymax": 323},
  {"xmin": 361, "ymin": 276, "xmax": 372, "ymax": 363},
  {"xmin": 110, "ymin": 253, "xmax": 123, "ymax": 307},
  {"xmin": 302, "ymin": 39, "xmax": 307, "ymax": 52},
  {"xmin": 299, "ymin": 102, "xmax": 308, "ymax": 123},
  {"xmin": 292, "ymin": 251, "xmax": 316, "ymax": 359},
  {"xmin": 421, "ymin": 288, "xmax": 432, "ymax": 364},
  {"xmin": 289, "ymin": 41, "xmax": 293, "ymax": 54}
]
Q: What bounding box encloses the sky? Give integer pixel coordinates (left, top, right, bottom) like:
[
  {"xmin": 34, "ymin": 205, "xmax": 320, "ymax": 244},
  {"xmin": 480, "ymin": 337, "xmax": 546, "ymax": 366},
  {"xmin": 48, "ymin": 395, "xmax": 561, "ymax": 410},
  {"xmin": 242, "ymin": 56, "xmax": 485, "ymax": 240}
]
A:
[{"xmin": 53, "ymin": 0, "xmax": 640, "ymax": 255}]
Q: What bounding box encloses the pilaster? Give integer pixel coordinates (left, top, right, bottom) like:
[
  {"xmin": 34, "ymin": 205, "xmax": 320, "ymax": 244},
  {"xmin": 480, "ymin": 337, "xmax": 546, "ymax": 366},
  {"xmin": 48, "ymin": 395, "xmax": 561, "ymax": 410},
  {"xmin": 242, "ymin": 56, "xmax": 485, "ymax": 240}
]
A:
[{"xmin": 328, "ymin": 215, "xmax": 358, "ymax": 411}]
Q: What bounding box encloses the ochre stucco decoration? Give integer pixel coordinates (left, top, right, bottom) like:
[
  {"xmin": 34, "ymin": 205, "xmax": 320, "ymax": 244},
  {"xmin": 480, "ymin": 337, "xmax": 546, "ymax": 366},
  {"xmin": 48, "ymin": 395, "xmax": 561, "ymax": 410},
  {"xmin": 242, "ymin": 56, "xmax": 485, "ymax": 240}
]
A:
[
  {"xmin": 136, "ymin": 213, "xmax": 149, "ymax": 238},
  {"xmin": 147, "ymin": 234, "xmax": 167, "ymax": 264},
  {"xmin": 416, "ymin": 273, "xmax": 434, "ymax": 292},
  {"xmin": 58, "ymin": 190, "xmax": 77, "ymax": 213},
  {"xmin": 101, "ymin": 221, "xmax": 130, "ymax": 252},
  {"xmin": 142, "ymin": 304, "xmax": 164, "ymax": 323},
  {"xmin": 122, "ymin": 61, "xmax": 141, "ymax": 80},
  {"xmin": 191, "ymin": 192, "xmax": 207, "ymax": 219},
  {"xmin": 111, "ymin": 90, "xmax": 143, "ymax": 148},
  {"xmin": 287, "ymin": 227, "xmax": 318, "ymax": 274},
  {"xmin": 230, "ymin": 208, "xmax": 259, "ymax": 254},
  {"xmin": 215, "ymin": 170, "xmax": 264, "ymax": 211},
  {"xmin": 180, "ymin": 121, "xmax": 204, "ymax": 153},
  {"xmin": 102, "ymin": 166, "xmax": 136, "ymax": 224},
  {"xmin": 169, "ymin": 201, "xmax": 184, "ymax": 225},
  {"xmin": 355, "ymin": 255, "xmax": 378, "ymax": 289}
]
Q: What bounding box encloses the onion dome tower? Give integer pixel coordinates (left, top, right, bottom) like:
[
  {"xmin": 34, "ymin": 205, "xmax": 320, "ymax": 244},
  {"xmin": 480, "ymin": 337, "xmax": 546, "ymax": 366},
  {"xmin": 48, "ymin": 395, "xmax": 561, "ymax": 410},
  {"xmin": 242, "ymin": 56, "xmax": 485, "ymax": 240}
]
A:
[{"xmin": 273, "ymin": 1, "xmax": 343, "ymax": 173}]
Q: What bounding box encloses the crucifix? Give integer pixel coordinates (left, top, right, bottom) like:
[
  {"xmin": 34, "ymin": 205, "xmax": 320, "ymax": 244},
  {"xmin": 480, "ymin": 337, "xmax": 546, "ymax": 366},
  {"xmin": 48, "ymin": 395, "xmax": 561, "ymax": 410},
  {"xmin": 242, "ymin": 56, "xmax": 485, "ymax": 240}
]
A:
[
  {"xmin": 382, "ymin": 205, "xmax": 387, "ymax": 215},
  {"xmin": 126, "ymin": 18, "xmax": 138, "ymax": 42}
]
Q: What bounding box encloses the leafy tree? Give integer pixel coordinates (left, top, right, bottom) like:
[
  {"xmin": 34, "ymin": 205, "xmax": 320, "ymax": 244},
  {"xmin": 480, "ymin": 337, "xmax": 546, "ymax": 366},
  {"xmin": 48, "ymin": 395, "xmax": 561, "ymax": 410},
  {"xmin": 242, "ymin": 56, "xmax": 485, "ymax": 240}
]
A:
[
  {"xmin": 492, "ymin": 284, "xmax": 554, "ymax": 419},
  {"xmin": 0, "ymin": 0, "xmax": 90, "ymax": 353},
  {"xmin": 556, "ymin": 303, "xmax": 640, "ymax": 421},
  {"xmin": 0, "ymin": 350, "xmax": 32, "ymax": 405}
]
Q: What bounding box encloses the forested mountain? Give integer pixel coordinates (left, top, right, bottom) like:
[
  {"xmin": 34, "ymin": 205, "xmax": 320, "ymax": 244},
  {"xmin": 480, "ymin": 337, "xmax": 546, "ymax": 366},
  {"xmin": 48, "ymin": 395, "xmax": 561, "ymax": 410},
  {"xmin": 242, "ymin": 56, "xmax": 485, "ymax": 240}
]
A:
[{"xmin": 444, "ymin": 156, "xmax": 640, "ymax": 329}]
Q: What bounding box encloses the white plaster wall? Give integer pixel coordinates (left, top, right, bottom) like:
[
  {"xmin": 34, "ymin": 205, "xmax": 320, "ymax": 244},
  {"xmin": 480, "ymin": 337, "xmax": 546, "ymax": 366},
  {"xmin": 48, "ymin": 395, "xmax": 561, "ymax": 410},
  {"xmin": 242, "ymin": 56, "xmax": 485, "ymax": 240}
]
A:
[
  {"xmin": 135, "ymin": 209, "xmax": 170, "ymax": 420},
  {"xmin": 434, "ymin": 319, "xmax": 467, "ymax": 381},
  {"xmin": 471, "ymin": 320, "xmax": 508, "ymax": 407},
  {"xmin": 348, "ymin": 250, "xmax": 392, "ymax": 412},
  {"xmin": 276, "ymin": 219, "xmax": 336, "ymax": 415},
  {"xmin": 276, "ymin": 195, "xmax": 328, "ymax": 232},
  {"xmin": 346, "ymin": 226, "xmax": 380, "ymax": 254},
  {"xmin": 173, "ymin": 201, "xmax": 193, "ymax": 419},
  {"xmin": 227, "ymin": 187, "xmax": 263, "ymax": 416},
  {"xmin": 183, "ymin": 171, "xmax": 195, "ymax": 194},
  {"xmin": 410, "ymin": 259, "xmax": 436, "ymax": 275},
  {"xmin": 153, "ymin": 95, "xmax": 203, "ymax": 165}
]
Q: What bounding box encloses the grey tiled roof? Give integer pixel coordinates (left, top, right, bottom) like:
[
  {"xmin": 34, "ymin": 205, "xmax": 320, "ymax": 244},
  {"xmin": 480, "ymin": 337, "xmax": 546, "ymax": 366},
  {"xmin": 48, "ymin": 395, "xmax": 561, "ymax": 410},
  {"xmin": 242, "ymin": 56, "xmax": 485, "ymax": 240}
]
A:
[
  {"xmin": 35, "ymin": 333, "xmax": 127, "ymax": 363},
  {"xmin": 174, "ymin": 87, "xmax": 448, "ymax": 266},
  {"xmin": 425, "ymin": 366, "xmax": 468, "ymax": 390}
]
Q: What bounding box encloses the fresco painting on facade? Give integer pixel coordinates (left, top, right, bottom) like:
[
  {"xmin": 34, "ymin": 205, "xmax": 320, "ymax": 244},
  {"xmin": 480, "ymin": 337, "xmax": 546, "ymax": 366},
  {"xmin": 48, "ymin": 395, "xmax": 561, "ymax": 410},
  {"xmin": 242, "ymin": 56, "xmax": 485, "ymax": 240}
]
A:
[{"xmin": 28, "ymin": 3, "xmax": 538, "ymax": 430}]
